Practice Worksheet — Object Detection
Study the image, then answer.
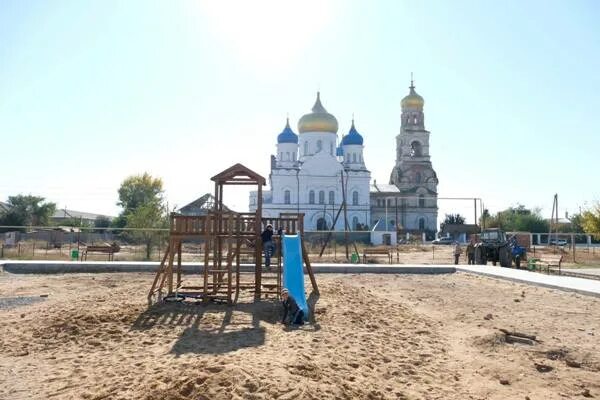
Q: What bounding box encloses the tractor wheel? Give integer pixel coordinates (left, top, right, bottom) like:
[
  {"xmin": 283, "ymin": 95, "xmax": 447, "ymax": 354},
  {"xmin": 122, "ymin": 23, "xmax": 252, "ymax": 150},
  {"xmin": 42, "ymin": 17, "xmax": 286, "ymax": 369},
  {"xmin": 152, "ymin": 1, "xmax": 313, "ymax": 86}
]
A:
[
  {"xmin": 515, "ymin": 255, "xmax": 521, "ymax": 269},
  {"xmin": 475, "ymin": 246, "xmax": 486, "ymax": 265},
  {"xmin": 499, "ymin": 246, "xmax": 512, "ymax": 268}
]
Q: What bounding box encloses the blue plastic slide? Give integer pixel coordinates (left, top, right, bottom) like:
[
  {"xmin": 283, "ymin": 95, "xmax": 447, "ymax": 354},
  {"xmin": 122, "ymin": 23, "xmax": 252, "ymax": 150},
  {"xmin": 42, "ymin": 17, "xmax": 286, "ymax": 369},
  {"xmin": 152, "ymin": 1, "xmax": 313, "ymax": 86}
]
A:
[{"xmin": 281, "ymin": 234, "xmax": 309, "ymax": 318}]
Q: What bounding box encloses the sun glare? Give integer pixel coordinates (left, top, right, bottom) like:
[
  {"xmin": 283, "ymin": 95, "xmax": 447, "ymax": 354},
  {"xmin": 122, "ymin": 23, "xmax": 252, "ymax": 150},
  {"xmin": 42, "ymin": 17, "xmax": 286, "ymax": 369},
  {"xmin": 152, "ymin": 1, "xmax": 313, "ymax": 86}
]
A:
[{"xmin": 196, "ymin": 0, "xmax": 338, "ymax": 74}]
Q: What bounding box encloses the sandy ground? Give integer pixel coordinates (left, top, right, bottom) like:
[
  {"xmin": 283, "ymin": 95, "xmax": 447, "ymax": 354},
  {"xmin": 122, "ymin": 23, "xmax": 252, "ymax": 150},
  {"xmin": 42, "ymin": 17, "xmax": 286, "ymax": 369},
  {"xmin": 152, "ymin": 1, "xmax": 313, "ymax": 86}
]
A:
[{"xmin": 1, "ymin": 272, "xmax": 599, "ymax": 400}]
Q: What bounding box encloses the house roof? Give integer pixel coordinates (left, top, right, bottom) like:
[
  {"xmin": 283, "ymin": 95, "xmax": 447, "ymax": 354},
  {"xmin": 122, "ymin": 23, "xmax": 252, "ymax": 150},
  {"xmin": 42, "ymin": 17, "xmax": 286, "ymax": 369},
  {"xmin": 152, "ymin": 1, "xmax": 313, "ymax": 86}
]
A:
[
  {"xmin": 441, "ymin": 224, "xmax": 480, "ymax": 234},
  {"xmin": 53, "ymin": 209, "xmax": 113, "ymax": 221},
  {"xmin": 178, "ymin": 193, "xmax": 233, "ymax": 215},
  {"xmin": 0, "ymin": 201, "xmax": 11, "ymax": 213},
  {"xmin": 370, "ymin": 183, "xmax": 400, "ymax": 193}
]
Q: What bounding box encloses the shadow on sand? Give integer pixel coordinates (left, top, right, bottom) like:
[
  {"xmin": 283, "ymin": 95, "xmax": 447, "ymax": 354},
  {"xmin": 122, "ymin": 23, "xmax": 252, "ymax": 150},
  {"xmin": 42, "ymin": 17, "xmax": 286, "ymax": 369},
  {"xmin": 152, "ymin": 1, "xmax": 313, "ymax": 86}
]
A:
[{"xmin": 131, "ymin": 290, "xmax": 321, "ymax": 355}]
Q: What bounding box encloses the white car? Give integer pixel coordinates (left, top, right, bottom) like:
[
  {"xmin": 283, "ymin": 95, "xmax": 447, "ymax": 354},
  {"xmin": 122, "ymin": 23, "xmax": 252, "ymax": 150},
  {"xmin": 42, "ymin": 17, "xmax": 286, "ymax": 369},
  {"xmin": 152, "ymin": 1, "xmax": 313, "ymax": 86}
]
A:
[{"xmin": 549, "ymin": 239, "xmax": 568, "ymax": 246}]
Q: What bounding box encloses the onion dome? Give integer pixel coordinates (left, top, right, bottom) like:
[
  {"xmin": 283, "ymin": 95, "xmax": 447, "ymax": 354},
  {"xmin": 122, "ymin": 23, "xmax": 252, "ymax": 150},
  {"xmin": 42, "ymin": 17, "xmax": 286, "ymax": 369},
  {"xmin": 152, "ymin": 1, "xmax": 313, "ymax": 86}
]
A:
[
  {"xmin": 297, "ymin": 92, "xmax": 338, "ymax": 134},
  {"xmin": 401, "ymin": 79, "xmax": 424, "ymax": 110},
  {"xmin": 341, "ymin": 119, "xmax": 364, "ymax": 145},
  {"xmin": 277, "ymin": 118, "xmax": 298, "ymax": 144}
]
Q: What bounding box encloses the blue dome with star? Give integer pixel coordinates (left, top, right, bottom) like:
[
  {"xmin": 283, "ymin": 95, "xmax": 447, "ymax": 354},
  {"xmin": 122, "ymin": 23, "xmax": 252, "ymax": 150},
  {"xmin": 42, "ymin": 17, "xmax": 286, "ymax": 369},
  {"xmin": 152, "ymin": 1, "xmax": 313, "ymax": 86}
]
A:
[
  {"xmin": 277, "ymin": 118, "xmax": 298, "ymax": 144},
  {"xmin": 341, "ymin": 120, "xmax": 364, "ymax": 145}
]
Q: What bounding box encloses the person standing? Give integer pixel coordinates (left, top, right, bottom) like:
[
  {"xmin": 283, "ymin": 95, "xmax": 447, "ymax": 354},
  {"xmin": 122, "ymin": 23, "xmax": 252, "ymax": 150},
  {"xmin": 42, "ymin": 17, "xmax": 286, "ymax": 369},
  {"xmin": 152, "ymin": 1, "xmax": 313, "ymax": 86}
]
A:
[
  {"xmin": 261, "ymin": 224, "xmax": 275, "ymax": 269},
  {"xmin": 466, "ymin": 239, "xmax": 475, "ymax": 265},
  {"xmin": 453, "ymin": 241, "xmax": 462, "ymax": 265}
]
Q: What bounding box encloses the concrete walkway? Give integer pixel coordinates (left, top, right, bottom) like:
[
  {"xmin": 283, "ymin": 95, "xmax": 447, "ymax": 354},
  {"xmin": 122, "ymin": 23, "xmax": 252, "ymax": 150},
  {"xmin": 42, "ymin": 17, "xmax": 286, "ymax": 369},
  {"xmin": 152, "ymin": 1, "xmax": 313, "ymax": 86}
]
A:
[
  {"xmin": 456, "ymin": 265, "xmax": 600, "ymax": 298},
  {"xmin": 2, "ymin": 260, "xmax": 600, "ymax": 298},
  {"xmin": 562, "ymin": 268, "xmax": 600, "ymax": 277}
]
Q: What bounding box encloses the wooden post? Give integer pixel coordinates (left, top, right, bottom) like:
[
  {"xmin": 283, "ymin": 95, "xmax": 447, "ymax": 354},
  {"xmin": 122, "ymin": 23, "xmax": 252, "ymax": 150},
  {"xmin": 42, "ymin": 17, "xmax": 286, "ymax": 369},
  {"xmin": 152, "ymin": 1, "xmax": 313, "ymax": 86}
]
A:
[
  {"xmin": 167, "ymin": 239, "xmax": 177, "ymax": 295},
  {"xmin": 255, "ymin": 183, "xmax": 263, "ymax": 300},
  {"xmin": 571, "ymin": 233, "xmax": 576, "ymax": 263},
  {"xmin": 341, "ymin": 171, "xmax": 349, "ymax": 261},
  {"xmin": 176, "ymin": 241, "xmax": 182, "ymax": 289},
  {"xmin": 301, "ymin": 238, "xmax": 319, "ymax": 295}
]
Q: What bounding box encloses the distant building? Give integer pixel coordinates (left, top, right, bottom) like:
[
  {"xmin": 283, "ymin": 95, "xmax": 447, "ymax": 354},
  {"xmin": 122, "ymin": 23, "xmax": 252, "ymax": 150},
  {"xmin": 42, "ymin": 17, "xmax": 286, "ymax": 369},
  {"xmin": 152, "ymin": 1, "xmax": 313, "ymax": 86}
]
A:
[
  {"xmin": 440, "ymin": 224, "xmax": 480, "ymax": 243},
  {"xmin": 0, "ymin": 201, "xmax": 11, "ymax": 214},
  {"xmin": 52, "ymin": 209, "xmax": 113, "ymax": 226}
]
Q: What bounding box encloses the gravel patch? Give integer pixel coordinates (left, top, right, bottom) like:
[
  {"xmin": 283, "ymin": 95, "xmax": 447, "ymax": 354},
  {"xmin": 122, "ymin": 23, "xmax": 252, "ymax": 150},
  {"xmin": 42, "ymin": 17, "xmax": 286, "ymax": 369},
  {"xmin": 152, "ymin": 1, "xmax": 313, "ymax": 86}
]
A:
[{"xmin": 0, "ymin": 296, "xmax": 46, "ymax": 310}]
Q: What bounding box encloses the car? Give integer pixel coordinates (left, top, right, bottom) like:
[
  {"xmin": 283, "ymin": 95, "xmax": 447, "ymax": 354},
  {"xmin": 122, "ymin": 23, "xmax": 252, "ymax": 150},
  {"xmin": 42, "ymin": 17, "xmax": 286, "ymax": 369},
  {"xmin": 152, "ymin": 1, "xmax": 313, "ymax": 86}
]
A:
[
  {"xmin": 549, "ymin": 239, "xmax": 568, "ymax": 246},
  {"xmin": 432, "ymin": 237, "xmax": 454, "ymax": 245}
]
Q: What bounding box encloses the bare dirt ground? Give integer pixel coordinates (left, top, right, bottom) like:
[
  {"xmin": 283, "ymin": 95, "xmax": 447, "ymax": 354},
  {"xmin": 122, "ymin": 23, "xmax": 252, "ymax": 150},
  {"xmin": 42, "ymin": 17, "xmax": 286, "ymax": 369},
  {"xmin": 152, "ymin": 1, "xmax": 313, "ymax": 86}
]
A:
[{"xmin": 1, "ymin": 272, "xmax": 599, "ymax": 400}]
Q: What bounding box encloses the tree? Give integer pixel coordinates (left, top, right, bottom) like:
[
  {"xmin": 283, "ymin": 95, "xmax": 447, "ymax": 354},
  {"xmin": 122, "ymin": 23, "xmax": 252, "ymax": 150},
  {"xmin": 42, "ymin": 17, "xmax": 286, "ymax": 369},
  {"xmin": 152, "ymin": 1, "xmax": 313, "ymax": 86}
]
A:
[
  {"xmin": 118, "ymin": 173, "xmax": 164, "ymax": 215},
  {"xmin": 581, "ymin": 203, "xmax": 600, "ymax": 239},
  {"xmin": 116, "ymin": 173, "xmax": 167, "ymax": 259},
  {"xmin": 125, "ymin": 201, "xmax": 168, "ymax": 259},
  {"xmin": 480, "ymin": 204, "xmax": 548, "ymax": 232},
  {"xmin": 0, "ymin": 195, "xmax": 56, "ymax": 231},
  {"xmin": 440, "ymin": 213, "xmax": 465, "ymax": 232}
]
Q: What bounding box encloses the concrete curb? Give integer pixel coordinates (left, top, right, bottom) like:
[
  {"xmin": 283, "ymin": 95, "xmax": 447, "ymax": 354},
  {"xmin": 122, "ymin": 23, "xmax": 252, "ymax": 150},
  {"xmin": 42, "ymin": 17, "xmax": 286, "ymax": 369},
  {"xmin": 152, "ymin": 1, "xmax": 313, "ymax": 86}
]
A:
[
  {"xmin": 2, "ymin": 260, "xmax": 599, "ymax": 298},
  {"xmin": 0, "ymin": 260, "xmax": 455, "ymax": 275}
]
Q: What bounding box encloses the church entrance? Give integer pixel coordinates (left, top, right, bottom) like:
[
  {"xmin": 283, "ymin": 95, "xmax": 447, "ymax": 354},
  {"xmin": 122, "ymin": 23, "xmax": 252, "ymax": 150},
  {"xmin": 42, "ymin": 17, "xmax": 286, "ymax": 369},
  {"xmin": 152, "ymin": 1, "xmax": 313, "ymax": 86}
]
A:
[{"xmin": 316, "ymin": 218, "xmax": 328, "ymax": 231}]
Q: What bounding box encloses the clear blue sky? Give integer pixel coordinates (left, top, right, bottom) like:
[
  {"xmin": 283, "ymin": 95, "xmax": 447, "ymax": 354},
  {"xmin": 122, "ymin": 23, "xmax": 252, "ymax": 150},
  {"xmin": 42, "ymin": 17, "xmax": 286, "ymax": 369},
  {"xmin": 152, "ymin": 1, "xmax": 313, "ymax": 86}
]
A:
[{"xmin": 1, "ymin": 0, "xmax": 599, "ymax": 223}]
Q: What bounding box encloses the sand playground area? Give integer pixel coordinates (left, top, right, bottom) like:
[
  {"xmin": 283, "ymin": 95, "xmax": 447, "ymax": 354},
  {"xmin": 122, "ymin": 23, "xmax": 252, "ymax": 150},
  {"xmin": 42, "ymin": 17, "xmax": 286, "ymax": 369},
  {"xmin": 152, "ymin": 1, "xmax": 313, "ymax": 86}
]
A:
[{"xmin": 1, "ymin": 271, "xmax": 600, "ymax": 400}]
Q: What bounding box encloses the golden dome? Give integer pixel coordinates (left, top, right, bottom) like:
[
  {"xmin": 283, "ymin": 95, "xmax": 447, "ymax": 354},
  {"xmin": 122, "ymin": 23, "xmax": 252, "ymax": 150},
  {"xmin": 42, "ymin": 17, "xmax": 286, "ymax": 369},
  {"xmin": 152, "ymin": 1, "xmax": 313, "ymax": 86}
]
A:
[
  {"xmin": 401, "ymin": 81, "xmax": 424, "ymax": 109},
  {"xmin": 298, "ymin": 92, "xmax": 338, "ymax": 134}
]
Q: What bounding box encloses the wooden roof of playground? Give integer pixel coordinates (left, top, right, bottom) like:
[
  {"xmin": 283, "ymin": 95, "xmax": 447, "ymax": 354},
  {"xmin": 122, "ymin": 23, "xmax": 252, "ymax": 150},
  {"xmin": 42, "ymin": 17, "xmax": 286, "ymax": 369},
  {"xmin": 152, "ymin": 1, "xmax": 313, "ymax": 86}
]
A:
[{"xmin": 211, "ymin": 163, "xmax": 266, "ymax": 186}]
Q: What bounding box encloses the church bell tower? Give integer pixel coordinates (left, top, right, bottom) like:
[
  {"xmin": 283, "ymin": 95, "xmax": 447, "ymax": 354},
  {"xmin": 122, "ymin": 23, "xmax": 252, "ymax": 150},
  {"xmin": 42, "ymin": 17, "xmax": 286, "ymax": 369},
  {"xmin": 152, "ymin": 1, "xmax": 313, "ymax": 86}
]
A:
[{"xmin": 389, "ymin": 76, "xmax": 438, "ymax": 234}]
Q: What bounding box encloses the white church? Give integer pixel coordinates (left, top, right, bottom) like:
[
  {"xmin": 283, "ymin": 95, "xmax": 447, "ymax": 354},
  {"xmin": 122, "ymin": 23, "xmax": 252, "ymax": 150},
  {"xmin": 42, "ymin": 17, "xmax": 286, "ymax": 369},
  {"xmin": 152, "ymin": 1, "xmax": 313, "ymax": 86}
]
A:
[
  {"xmin": 249, "ymin": 93, "xmax": 371, "ymax": 231},
  {"xmin": 250, "ymin": 81, "xmax": 438, "ymax": 235}
]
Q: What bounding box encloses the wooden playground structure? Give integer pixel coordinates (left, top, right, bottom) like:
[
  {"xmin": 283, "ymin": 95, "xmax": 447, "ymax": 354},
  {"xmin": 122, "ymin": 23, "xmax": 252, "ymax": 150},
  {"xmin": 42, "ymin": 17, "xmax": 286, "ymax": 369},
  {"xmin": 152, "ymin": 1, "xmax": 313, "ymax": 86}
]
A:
[{"xmin": 148, "ymin": 164, "xmax": 318, "ymax": 304}]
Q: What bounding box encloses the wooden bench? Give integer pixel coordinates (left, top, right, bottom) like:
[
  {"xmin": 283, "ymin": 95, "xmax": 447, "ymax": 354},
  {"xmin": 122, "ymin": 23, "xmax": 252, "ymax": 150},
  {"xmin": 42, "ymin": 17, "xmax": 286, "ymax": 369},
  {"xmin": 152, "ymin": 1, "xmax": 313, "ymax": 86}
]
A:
[
  {"xmin": 530, "ymin": 255, "xmax": 563, "ymax": 274},
  {"xmin": 363, "ymin": 248, "xmax": 392, "ymax": 264},
  {"xmin": 82, "ymin": 243, "xmax": 120, "ymax": 261}
]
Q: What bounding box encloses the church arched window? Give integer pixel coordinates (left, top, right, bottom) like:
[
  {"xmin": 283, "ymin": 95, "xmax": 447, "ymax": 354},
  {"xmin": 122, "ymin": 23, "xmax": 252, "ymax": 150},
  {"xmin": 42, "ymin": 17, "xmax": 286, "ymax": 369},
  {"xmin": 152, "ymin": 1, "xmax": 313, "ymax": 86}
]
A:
[
  {"xmin": 280, "ymin": 152, "xmax": 283, "ymax": 160},
  {"xmin": 330, "ymin": 142, "xmax": 333, "ymax": 155},
  {"xmin": 352, "ymin": 216, "xmax": 359, "ymax": 230},
  {"xmin": 318, "ymin": 190, "xmax": 325, "ymax": 204},
  {"xmin": 304, "ymin": 142, "xmax": 308, "ymax": 156},
  {"xmin": 328, "ymin": 191, "xmax": 335, "ymax": 205},
  {"xmin": 284, "ymin": 190, "xmax": 291, "ymax": 204},
  {"xmin": 411, "ymin": 141, "xmax": 422, "ymax": 157},
  {"xmin": 292, "ymin": 152, "xmax": 296, "ymax": 161},
  {"xmin": 418, "ymin": 218, "xmax": 425, "ymax": 230},
  {"xmin": 415, "ymin": 172, "xmax": 422, "ymax": 183},
  {"xmin": 352, "ymin": 153, "xmax": 357, "ymax": 163},
  {"xmin": 309, "ymin": 190, "xmax": 315, "ymax": 204},
  {"xmin": 317, "ymin": 218, "xmax": 327, "ymax": 231},
  {"xmin": 352, "ymin": 191, "xmax": 359, "ymax": 206},
  {"xmin": 419, "ymin": 194, "xmax": 425, "ymax": 208},
  {"xmin": 317, "ymin": 140, "xmax": 322, "ymax": 152}
]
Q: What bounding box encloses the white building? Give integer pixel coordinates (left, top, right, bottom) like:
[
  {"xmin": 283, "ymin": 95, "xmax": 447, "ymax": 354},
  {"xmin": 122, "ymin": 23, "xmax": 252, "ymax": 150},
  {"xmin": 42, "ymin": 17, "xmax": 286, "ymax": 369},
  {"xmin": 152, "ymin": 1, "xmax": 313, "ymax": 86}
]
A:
[{"xmin": 250, "ymin": 93, "xmax": 371, "ymax": 231}]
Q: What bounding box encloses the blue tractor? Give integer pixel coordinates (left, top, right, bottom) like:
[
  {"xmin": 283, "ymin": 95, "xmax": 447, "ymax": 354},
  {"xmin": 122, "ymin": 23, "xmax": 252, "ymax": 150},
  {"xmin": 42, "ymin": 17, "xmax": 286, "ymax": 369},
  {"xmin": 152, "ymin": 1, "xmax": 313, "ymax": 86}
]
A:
[{"xmin": 474, "ymin": 228, "xmax": 526, "ymax": 268}]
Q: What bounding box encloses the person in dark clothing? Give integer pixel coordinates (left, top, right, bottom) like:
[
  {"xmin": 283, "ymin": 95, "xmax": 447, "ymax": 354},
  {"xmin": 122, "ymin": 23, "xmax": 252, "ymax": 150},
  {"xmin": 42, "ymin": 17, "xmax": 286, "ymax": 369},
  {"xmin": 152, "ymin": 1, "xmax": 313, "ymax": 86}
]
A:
[
  {"xmin": 261, "ymin": 224, "xmax": 274, "ymax": 268},
  {"xmin": 466, "ymin": 239, "xmax": 476, "ymax": 265},
  {"xmin": 281, "ymin": 288, "xmax": 304, "ymax": 325}
]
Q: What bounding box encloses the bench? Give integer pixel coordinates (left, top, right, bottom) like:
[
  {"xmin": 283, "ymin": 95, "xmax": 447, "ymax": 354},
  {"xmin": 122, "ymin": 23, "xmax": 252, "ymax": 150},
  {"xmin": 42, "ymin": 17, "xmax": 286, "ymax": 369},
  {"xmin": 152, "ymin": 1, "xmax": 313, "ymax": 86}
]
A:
[
  {"xmin": 82, "ymin": 243, "xmax": 120, "ymax": 261},
  {"xmin": 529, "ymin": 255, "xmax": 563, "ymax": 274},
  {"xmin": 363, "ymin": 248, "xmax": 392, "ymax": 264}
]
